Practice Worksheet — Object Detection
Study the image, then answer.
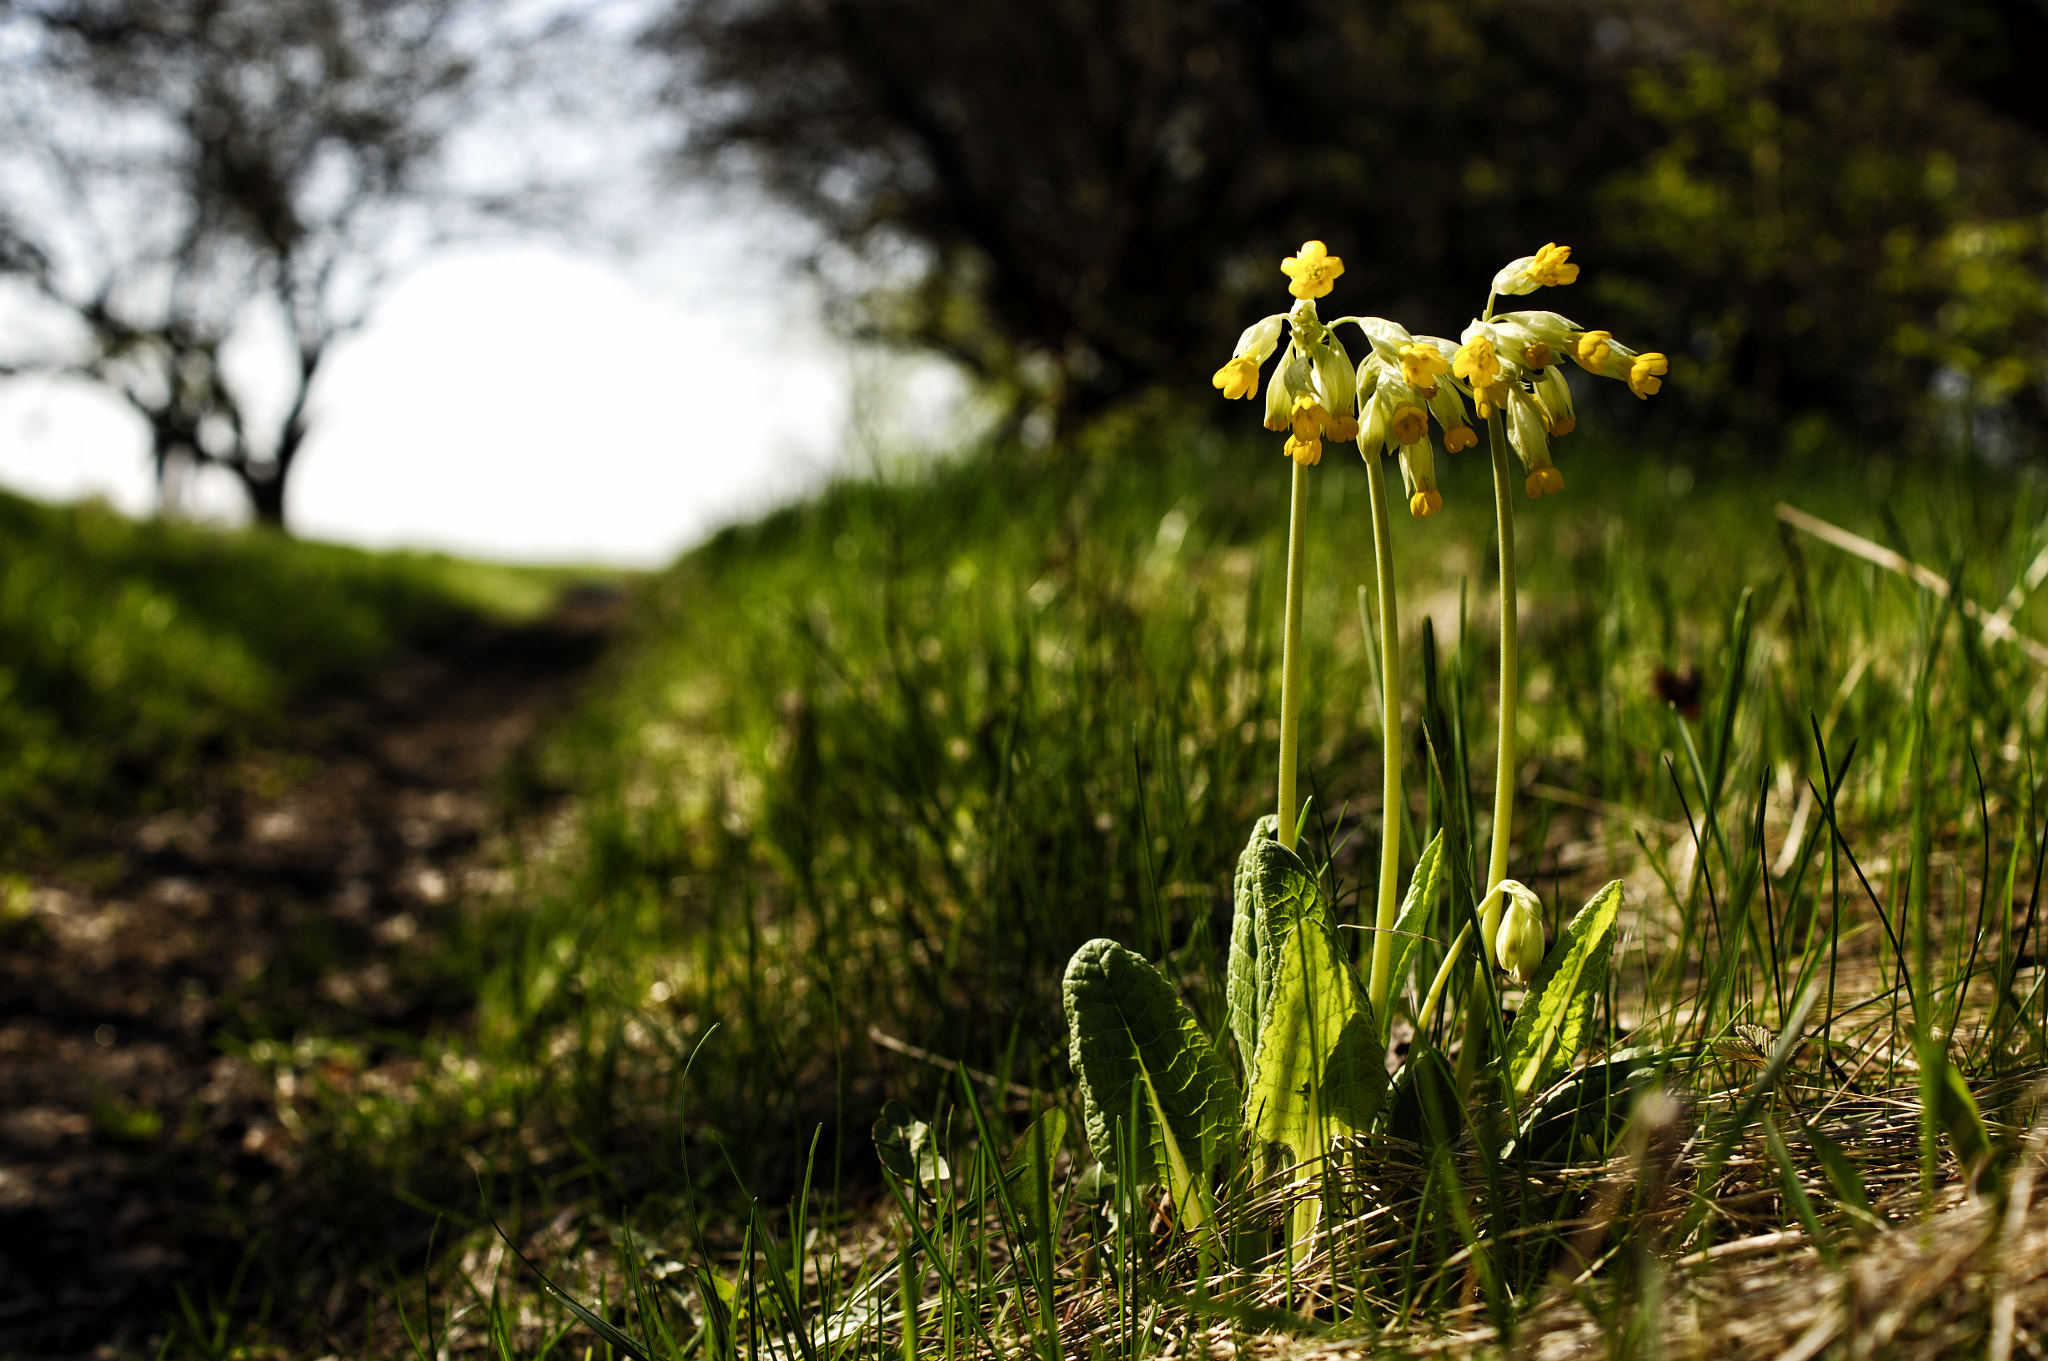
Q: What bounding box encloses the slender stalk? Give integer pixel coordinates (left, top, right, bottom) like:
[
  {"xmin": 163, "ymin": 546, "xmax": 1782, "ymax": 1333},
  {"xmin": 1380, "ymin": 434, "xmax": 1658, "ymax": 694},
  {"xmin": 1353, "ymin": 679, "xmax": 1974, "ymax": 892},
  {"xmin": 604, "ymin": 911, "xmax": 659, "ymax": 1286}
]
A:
[
  {"xmin": 1486, "ymin": 410, "xmax": 1519, "ymax": 896},
  {"xmin": 1277, "ymin": 458, "xmax": 1310, "ymax": 849},
  {"xmin": 1365, "ymin": 450, "xmax": 1404, "ymax": 1019},
  {"xmin": 1455, "ymin": 409, "xmax": 1519, "ymax": 1094}
]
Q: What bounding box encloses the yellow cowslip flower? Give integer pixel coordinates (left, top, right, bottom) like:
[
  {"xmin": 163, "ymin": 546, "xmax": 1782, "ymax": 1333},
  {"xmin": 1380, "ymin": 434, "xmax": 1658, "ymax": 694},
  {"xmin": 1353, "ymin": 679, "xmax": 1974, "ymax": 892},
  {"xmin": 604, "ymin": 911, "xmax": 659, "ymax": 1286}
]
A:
[
  {"xmin": 1389, "ymin": 404, "xmax": 1428, "ymax": 446},
  {"xmin": 1281, "ymin": 240, "xmax": 1345, "ymax": 300},
  {"xmin": 1453, "ymin": 332, "xmax": 1512, "ymax": 412},
  {"xmin": 1232, "ymin": 299, "xmax": 1364, "ymax": 459},
  {"xmin": 1213, "ymin": 354, "xmax": 1261, "ymax": 400},
  {"xmin": 1426, "ymin": 383, "xmax": 1478, "ymax": 452},
  {"xmin": 1569, "ymin": 327, "xmax": 1669, "ymax": 401},
  {"xmin": 1491, "ymin": 243, "xmax": 1579, "ymax": 299},
  {"xmin": 1331, "ymin": 315, "xmax": 1469, "ymax": 514},
  {"xmin": 1629, "ymin": 352, "xmax": 1668, "ymax": 399},
  {"xmin": 1452, "ymin": 333, "xmax": 1500, "ymax": 387},
  {"xmin": 1524, "ymin": 342, "xmax": 1555, "ymax": 369},
  {"xmin": 1399, "ymin": 342, "xmax": 1449, "ymax": 393},
  {"xmin": 1398, "ymin": 438, "xmax": 1442, "ymax": 518},
  {"xmin": 1528, "ymin": 243, "xmax": 1578, "ymax": 288}
]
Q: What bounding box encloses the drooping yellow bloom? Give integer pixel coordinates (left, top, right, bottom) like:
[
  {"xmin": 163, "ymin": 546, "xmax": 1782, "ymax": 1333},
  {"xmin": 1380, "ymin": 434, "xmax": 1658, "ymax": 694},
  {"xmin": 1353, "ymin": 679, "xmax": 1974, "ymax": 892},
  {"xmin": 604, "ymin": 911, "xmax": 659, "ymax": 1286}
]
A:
[
  {"xmin": 1628, "ymin": 352, "xmax": 1668, "ymax": 399},
  {"xmin": 1290, "ymin": 394, "xmax": 1330, "ymax": 439},
  {"xmin": 1444, "ymin": 425, "xmax": 1478, "ymax": 452},
  {"xmin": 1452, "ymin": 334, "xmax": 1500, "ymax": 386},
  {"xmin": 1491, "ymin": 242, "xmax": 1581, "ymax": 299},
  {"xmin": 1284, "ymin": 394, "xmax": 1329, "ymax": 465},
  {"xmin": 1399, "ymin": 342, "xmax": 1450, "ymax": 392},
  {"xmin": 1577, "ymin": 330, "xmax": 1614, "ymax": 369},
  {"xmin": 1524, "ymin": 342, "xmax": 1555, "ymax": 369},
  {"xmin": 1527, "ymin": 243, "xmax": 1578, "ymax": 288},
  {"xmin": 1213, "ymin": 354, "xmax": 1261, "ymax": 400},
  {"xmin": 1390, "ymin": 404, "xmax": 1428, "ymax": 446},
  {"xmin": 1280, "ymin": 240, "xmax": 1345, "ymax": 300}
]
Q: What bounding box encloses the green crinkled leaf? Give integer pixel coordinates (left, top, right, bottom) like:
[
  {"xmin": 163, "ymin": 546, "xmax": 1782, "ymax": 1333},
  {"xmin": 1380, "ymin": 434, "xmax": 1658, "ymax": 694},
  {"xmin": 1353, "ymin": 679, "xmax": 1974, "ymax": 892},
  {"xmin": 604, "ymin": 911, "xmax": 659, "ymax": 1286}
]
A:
[
  {"xmin": 1503, "ymin": 880, "xmax": 1624, "ymax": 1101},
  {"xmin": 1248, "ymin": 921, "xmax": 1386, "ymax": 1164},
  {"xmin": 1383, "ymin": 830, "xmax": 1446, "ymax": 1038},
  {"xmin": 1508, "ymin": 1045, "xmax": 1669, "ymax": 1163},
  {"xmin": 1063, "ymin": 938, "xmax": 1241, "ymax": 1215},
  {"xmin": 1227, "ymin": 817, "xmax": 1326, "ymax": 1066},
  {"xmin": 1001, "ymin": 1107, "xmax": 1067, "ymax": 1244},
  {"xmin": 874, "ymin": 1098, "xmax": 950, "ymax": 1191}
]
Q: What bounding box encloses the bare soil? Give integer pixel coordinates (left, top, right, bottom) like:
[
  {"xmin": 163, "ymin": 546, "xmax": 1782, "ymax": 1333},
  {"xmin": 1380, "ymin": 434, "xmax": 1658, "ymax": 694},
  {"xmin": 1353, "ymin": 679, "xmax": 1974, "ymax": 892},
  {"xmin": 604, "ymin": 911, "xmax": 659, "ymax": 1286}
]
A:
[{"xmin": 0, "ymin": 588, "xmax": 619, "ymax": 1358}]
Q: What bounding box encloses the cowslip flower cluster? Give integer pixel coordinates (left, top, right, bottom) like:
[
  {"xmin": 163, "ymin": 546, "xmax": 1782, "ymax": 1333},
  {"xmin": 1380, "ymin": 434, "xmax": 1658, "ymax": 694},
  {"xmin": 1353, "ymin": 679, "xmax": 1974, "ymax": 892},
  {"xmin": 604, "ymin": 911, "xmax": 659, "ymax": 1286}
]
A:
[
  {"xmin": 1345, "ymin": 319, "xmax": 1476, "ymax": 518},
  {"xmin": 1212, "ymin": 242, "xmax": 1474, "ymax": 519},
  {"xmin": 1451, "ymin": 243, "xmax": 1669, "ymax": 499}
]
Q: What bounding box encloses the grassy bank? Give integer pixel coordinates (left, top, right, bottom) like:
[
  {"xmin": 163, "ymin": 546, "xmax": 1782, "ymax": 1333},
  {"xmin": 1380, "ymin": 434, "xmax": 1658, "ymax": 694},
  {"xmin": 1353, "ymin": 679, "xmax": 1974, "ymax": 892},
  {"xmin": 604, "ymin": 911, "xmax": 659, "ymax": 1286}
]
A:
[
  {"xmin": 243, "ymin": 410, "xmax": 2048, "ymax": 1357},
  {"xmin": 0, "ymin": 489, "xmax": 579, "ymax": 859},
  {"xmin": 46, "ymin": 417, "xmax": 2047, "ymax": 1357}
]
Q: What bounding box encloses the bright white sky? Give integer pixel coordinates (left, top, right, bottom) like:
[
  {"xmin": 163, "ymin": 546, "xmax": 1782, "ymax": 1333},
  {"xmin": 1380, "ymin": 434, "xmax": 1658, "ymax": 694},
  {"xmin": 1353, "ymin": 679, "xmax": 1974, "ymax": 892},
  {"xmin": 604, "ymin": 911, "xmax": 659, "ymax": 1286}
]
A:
[
  {"xmin": 0, "ymin": 0, "xmax": 974, "ymax": 569},
  {"xmin": 0, "ymin": 227, "xmax": 966, "ymax": 567}
]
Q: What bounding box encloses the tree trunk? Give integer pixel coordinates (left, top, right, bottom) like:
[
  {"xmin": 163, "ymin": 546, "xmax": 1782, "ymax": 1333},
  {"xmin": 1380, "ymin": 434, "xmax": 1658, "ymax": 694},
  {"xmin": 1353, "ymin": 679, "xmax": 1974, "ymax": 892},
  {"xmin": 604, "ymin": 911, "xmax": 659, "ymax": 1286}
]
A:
[{"xmin": 240, "ymin": 466, "xmax": 289, "ymax": 531}]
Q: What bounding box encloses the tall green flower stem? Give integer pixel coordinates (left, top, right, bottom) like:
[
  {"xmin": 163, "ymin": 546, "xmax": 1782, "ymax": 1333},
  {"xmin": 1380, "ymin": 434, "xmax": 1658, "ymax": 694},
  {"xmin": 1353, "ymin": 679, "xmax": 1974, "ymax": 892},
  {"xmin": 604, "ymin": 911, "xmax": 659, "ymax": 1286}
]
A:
[
  {"xmin": 1484, "ymin": 408, "xmax": 1519, "ymax": 897},
  {"xmin": 1363, "ymin": 448, "xmax": 1403, "ymax": 1021},
  {"xmin": 1276, "ymin": 459, "xmax": 1310, "ymax": 850},
  {"xmin": 1454, "ymin": 408, "xmax": 1520, "ymax": 1092}
]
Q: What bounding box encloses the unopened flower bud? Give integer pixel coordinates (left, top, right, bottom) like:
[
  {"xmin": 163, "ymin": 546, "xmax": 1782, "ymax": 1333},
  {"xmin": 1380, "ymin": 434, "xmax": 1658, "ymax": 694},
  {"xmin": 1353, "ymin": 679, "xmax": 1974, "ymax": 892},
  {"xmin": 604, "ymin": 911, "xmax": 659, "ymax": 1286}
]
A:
[{"xmin": 1488, "ymin": 880, "xmax": 1546, "ymax": 984}]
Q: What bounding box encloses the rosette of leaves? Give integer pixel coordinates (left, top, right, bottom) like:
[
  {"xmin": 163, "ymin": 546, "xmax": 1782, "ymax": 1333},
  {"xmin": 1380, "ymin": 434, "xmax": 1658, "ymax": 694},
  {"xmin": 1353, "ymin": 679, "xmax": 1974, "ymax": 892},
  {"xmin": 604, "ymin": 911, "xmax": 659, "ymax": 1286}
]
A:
[{"xmin": 1061, "ymin": 939, "xmax": 1240, "ymax": 1229}]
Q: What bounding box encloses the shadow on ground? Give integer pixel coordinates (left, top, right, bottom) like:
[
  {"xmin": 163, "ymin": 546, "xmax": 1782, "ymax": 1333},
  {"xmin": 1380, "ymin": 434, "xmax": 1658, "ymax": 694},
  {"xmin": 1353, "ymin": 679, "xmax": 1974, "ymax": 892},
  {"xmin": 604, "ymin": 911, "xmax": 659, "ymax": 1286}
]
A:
[{"xmin": 0, "ymin": 587, "xmax": 619, "ymax": 1358}]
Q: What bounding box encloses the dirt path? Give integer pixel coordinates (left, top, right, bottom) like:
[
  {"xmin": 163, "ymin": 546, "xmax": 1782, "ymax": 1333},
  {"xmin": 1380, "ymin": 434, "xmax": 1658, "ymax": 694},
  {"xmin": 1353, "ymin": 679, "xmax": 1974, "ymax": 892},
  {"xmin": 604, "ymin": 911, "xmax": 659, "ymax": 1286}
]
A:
[{"xmin": 0, "ymin": 589, "xmax": 619, "ymax": 1357}]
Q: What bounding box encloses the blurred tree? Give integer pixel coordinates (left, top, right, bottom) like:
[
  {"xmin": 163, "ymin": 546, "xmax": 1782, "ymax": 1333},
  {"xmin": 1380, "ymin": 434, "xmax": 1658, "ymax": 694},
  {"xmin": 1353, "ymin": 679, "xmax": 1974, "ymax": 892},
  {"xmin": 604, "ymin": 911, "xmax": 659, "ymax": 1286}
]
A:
[
  {"xmin": 642, "ymin": 0, "xmax": 1651, "ymax": 433},
  {"xmin": 1593, "ymin": 0, "xmax": 2048, "ymax": 446},
  {"xmin": 649, "ymin": 0, "xmax": 2048, "ymax": 454},
  {"xmin": 0, "ymin": 0, "xmax": 562, "ymax": 528}
]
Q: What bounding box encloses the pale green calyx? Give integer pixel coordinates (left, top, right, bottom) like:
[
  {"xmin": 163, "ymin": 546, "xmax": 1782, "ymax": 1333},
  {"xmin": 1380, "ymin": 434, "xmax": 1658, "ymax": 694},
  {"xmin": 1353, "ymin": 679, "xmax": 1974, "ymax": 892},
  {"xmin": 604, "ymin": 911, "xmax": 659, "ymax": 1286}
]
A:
[{"xmin": 1490, "ymin": 879, "xmax": 1546, "ymax": 985}]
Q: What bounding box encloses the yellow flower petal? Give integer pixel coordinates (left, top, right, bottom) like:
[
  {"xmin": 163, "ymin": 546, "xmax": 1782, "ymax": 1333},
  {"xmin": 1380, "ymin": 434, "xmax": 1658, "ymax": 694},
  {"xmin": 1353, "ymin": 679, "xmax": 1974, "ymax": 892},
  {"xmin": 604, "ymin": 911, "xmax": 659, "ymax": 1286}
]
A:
[
  {"xmin": 1399, "ymin": 342, "xmax": 1450, "ymax": 391},
  {"xmin": 1628, "ymin": 352, "xmax": 1668, "ymax": 399},
  {"xmin": 1284, "ymin": 433, "xmax": 1323, "ymax": 466},
  {"xmin": 1390, "ymin": 405, "xmax": 1428, "ymax": 446},
  {"xmin": 1527, "ymin": 242, "xmax": 1579, "ymax": 289},
  {"xmin": 1280, "ymin": 240, "xmax": 1345, "ymax": 300},
  {"xmin": 1453, "ymin": 336, "xmax": 1501, "ymax": 387},
  {"xmin": 1212, "ymin": 354, "xmax": 1261, "ymax": 400}
]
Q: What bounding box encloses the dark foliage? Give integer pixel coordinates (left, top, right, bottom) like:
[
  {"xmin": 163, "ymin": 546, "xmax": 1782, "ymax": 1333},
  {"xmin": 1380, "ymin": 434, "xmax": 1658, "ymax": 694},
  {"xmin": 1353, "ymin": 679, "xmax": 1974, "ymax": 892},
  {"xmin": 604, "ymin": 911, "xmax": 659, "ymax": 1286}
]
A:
[{"xmin": 647, "ymin": 0, "xmax": 2048, "ymax": 449}]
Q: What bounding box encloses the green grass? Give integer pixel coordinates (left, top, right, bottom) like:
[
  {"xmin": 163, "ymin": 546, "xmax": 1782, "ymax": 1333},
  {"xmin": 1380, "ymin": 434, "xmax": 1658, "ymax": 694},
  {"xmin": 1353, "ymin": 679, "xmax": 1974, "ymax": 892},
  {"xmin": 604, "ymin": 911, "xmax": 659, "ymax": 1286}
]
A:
[
  {"xmin": 95, "ymin": 413, "xmax": 2048, "ymax": 1357},
  {"xmin": 0, "ymin": 488, "xmax": 583, "ymax": 857}
]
